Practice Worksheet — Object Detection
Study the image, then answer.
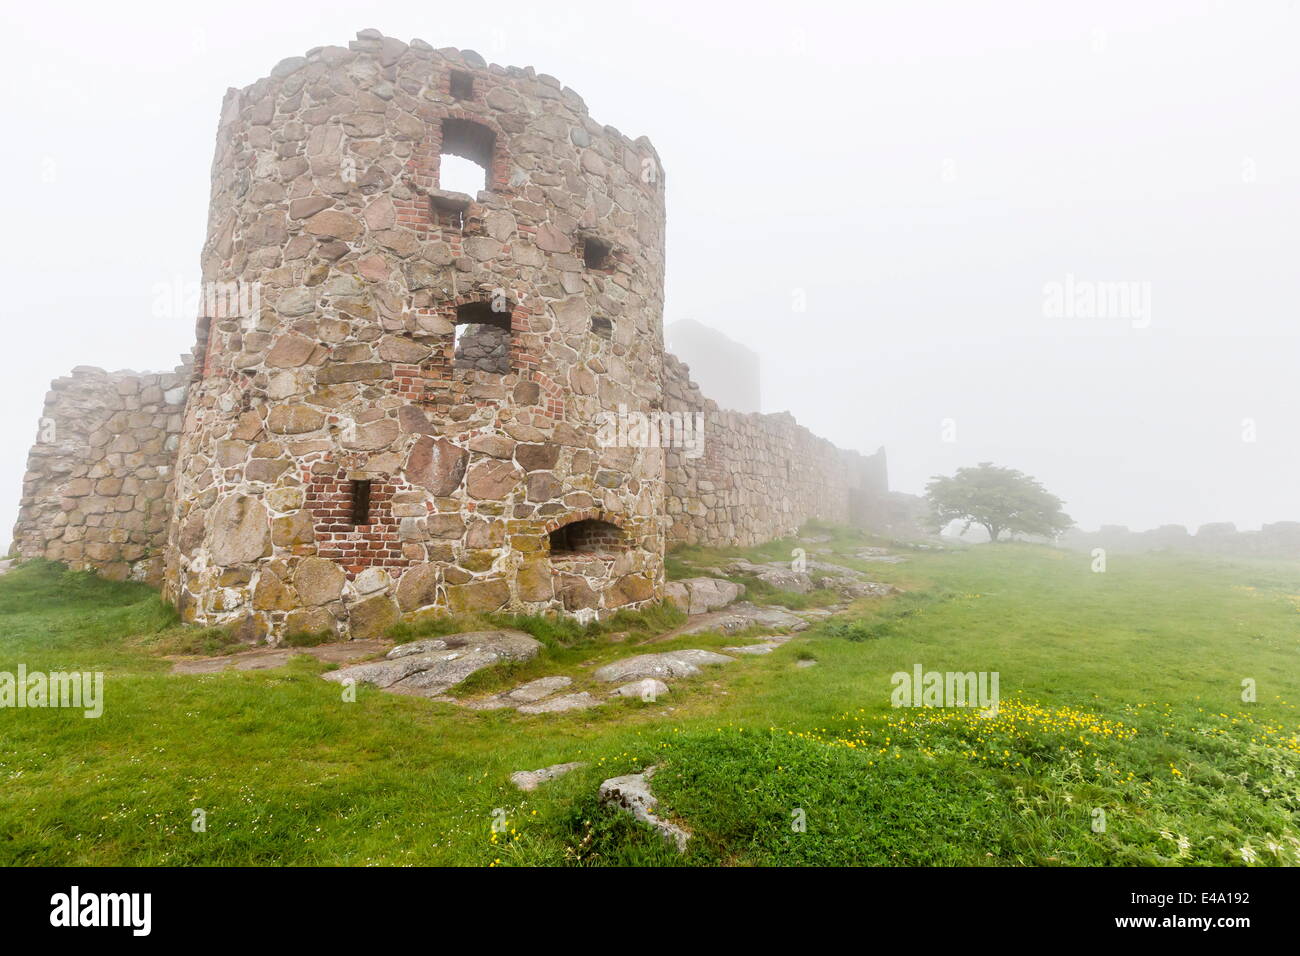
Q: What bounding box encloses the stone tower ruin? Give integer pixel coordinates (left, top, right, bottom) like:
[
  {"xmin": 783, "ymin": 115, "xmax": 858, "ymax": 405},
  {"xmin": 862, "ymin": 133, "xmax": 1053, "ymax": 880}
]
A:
[
  {"xmin": 12, "ymin": 30, "xmax": 901, "ymax": 644},
  {"xmin": 162, "ymin": 30, "xmax": 668, "ymax": 641}
]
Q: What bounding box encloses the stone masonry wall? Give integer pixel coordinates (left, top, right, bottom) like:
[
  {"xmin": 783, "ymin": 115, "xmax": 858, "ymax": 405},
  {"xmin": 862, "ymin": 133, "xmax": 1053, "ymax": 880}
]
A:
[
  {"xmin": 662, "ymin": 353, "xmax": 880, "ymax": 547},
  {"xmin": 12, "ymin": 363, "xmax": 190, "ymax": 584}
]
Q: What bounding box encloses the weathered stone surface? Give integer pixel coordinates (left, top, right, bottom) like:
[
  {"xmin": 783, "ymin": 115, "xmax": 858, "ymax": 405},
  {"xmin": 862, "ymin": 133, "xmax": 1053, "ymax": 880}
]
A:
[
  {"xmin": 598, "ymin": 767, "xmax": 689, "ymax": 852},
  {"xmin": 268, "ymin": 404, "xmax": 325, "ymax": 435},
  {"xmin": 504, "ymin": 675, "xmax": 573, "ymax": 702},
  {"xmin": 465, "ymin": 459, "xmax": 522, "ymax": 500},
  {"xmin": 593, "ymin": 649, "xmax": 734, "ymax": 683},
  {"xmin": 395, "ymin": 563, "xmax": 440, "ymax": 611},
  {"xmin": 209, "ymin": 495, "xmax": 270, "ymax": 565},
  {"xmin": 610, "ymin": 678, "xmax": 670, "ymax": 699},
  {"xmin": 677, "ymin": 577, "xmax": 744, "ymax": 614},
  {"xmin": 348, "ymin": 595, "xmax": 399, "ymax": 639},
  {"xmin": 445, "ymin": 578, "xmax": 510, "ymax": 613},
  {"xmin": 332, "ymin": 629, "xmax": 543, "ymax": 697},
  {"xmin": 722, "ymin": 642, "xmax": 782, "ymax": 655},
  {"xmin": 304, "ymin": 210, "xmax": 364, "ymax": 241},
  {"xmin": 295, "ymin": 557, "xmax": 346, "ymax": 606},
  {"xmin": 511, "ymin": 761, "xmax": 585, "ymax": 791},
  {"xmin": 727, "ymin": 560, "xmax": 813, "ymax": 594},
  {"xmin": 404, "ymin": 436, "xmax": 468, "ymax": 496},
  {"xmin": 517, "ymin": 692, "xmax": 601, "ymax": 714}
]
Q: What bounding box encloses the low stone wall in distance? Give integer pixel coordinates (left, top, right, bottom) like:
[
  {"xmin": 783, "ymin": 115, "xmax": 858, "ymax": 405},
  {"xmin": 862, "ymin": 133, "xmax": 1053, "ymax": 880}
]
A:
[{"xmin": 11, "ymin": 362, "xmax": 190, "ymax": 584}]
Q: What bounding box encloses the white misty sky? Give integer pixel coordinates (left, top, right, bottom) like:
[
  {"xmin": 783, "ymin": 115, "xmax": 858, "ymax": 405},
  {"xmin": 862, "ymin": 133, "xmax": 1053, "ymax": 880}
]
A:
[{"xmin": 1, "ymin": 0, "xmax": 1297, "ymax": 538}]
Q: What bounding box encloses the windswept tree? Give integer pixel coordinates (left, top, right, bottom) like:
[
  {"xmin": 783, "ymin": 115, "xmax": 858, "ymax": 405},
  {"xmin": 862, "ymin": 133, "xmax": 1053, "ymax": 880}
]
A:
[{"xmin": 925, "ymin": 463, "xmax": 1073, "ymax": 542}]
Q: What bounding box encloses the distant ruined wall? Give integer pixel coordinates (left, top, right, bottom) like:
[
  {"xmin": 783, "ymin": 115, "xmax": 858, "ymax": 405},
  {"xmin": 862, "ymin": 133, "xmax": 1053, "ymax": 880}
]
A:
[
  {"xmin": 1062, "ymin": 522, "xmax": 1300, "ymax": 558},
  {"xmin": 661, "ymin": 353, "xmax": 885, "ymax": 547},
  {"xmin": 11, "ymin": 364, "xmax": 190, "ymax": 584}
]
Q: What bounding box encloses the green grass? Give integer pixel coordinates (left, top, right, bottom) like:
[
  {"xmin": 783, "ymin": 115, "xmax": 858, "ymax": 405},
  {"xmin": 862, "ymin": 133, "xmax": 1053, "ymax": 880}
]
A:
[{"xmin": 1, "ymin": 538, "xmax": 1298, "ymax": 866}]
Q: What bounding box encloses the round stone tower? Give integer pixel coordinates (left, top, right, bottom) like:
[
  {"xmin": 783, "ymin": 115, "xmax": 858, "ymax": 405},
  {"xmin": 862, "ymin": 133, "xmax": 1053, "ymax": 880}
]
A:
[{"xmin": 165, "ymin": 29, "xmax": 667, "ymax": 641}]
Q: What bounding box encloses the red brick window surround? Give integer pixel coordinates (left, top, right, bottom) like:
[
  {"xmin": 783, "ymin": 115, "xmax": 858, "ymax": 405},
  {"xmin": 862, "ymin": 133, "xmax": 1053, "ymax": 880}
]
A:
[{"xmin": 305, "ymin": 471, "xmax": 410, "ymax": 574}]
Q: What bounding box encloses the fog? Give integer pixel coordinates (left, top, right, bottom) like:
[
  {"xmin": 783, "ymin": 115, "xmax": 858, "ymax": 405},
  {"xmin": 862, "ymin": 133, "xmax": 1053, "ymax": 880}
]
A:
[{"xmin": 3, "ymin": 0, "xmax": 1296, "ymax": 539}]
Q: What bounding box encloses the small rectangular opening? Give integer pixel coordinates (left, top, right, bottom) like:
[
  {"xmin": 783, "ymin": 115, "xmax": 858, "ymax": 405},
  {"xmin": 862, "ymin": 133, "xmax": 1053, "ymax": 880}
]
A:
[
  {"xmin": 350, "ymin": 479, "xmax": 373, "ymax": 526},
  {"xmin": 450, "ymin": 70, "xmax": 474, "ymax": 100},
  {"xmin": 454, "ymin": 300, "xmax": 512, "ymax": 374},
  {"xmin": 438, "ymin": 205, "xmax": 465, "ymax": 231},
  {"xmin": 582, "ymin": 237, "xmax": 613, "ymax": 270}
]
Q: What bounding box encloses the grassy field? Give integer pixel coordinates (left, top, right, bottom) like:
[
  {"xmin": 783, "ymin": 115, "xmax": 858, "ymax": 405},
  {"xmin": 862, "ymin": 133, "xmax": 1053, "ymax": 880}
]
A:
[{"xmin": 1, "ymin": 530, "xmax": 1298, "ymax": 866}]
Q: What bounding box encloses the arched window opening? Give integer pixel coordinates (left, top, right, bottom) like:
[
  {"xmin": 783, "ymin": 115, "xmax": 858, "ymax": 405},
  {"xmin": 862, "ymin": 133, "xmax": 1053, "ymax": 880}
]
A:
[
  {"xmin": 454, "ymin": 300, "xmax": 511, "ymax": 374},
  {"xmin": 439, "ymin": 118, "xmax": 495, "ymax": 195},
  {"xmin": 548, "ymin": 519, "xmax": 626, "ymax": 557}
]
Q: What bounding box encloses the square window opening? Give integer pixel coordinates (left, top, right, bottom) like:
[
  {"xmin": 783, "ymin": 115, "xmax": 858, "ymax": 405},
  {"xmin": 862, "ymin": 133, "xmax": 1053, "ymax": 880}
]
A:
[
  {"xmin": 450, "ymin": 70, "xmax": 474, "ymax": 100},
  {"xmin": 453, "ymin": 300, "xmax": 512, "ymax": 375},
  {"xmin": 438, "ymin": 118, "xmax": 495, "ymax": 195},
  {"xmin": 582, "ymin": 237, "xmax": 613, "ymax": 271}
]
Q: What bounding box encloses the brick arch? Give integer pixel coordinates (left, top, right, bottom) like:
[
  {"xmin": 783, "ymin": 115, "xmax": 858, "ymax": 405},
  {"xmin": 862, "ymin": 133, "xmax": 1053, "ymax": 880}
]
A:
[
  {"xmin": 545, "ymin": 511, "xmax": 630, "ymax": 558},
  {"xmin": 542, "ymin": 510, "xmax": 628, "ymax": 535},
  {"xmin": 440, "ymin": 289, "xmax": 535, "ymax": 375}
]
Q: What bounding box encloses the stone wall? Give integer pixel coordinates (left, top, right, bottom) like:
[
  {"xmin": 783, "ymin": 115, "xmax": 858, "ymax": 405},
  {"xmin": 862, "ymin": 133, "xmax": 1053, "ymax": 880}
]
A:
[
  {"xmin": 11, "ymin": 363, "xmax": 190, "ymax": 584},
  {"xmin": 1061, "ymin": 522, "xmax": 1300, "ymax": 557},
  {"xmin": 662, "ymin": 352, "xmax": 886, "ymax": 547}
]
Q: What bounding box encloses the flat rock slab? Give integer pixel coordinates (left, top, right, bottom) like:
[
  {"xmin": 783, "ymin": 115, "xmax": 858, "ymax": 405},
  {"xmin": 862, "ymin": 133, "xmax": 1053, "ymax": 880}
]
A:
[
  {"xmin": 659, "ymin": 602, "xmax": 810, "ymax": 642},
  {"xmin": 323, "ymin": 629, "xmax": 540, "ymax": 697},
  {"xmin": 516, "ymin": 692, "xmax": 601, "ymax": 714},
  {"xmin": 854, "ymin": 550, "xmax": 907, "ymax": 563},
  {"xmin": 726, "ymin": 560, "xmax": 813, "ymax": 594},
  {"xmin": 387, "ymin": 630, "xmax": 540, "ymax": 660},
  {"xmin": 796, "ymin": 659, "xmax": 818, "ymax": 668},
  {"xmin": 599, "ymin": 766, "xmax": 689, "ymax": 852},
  {"xmin": 504, "ymin": 675, "xmax": 574, "ymax": 702},
  {"xmin": 511, "ymin": 761, "xmax": 586, "ymax": 791},
  {"xmin": 463, "ymin": 675, "xmax": 576, "ymax": 711},
  {"xmin": 593, "ymin": 649, "xmax": 734, "ymax": 683},
  {"xmin": 610, "ymin": 678, "xmax": 670, "ymax": 699},
  {"xmin": 171, "ymin": 640, "xmax": 388, "ymax": 675},
  {"xmin": 722, "ymin": 642, "xmax": 783, "ymax": 656}
]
